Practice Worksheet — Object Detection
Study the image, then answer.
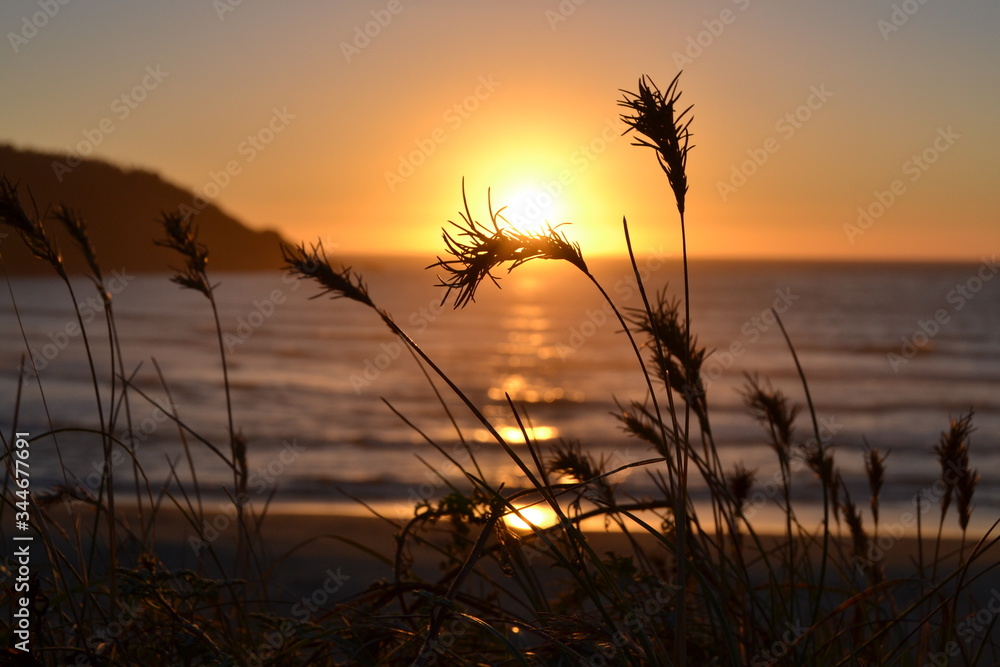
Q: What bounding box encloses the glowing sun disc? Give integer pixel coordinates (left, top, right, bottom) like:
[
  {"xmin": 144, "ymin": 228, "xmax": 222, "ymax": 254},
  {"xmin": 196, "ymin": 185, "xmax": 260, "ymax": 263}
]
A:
[
  {"xmin": 500, "ymin": 185, "xmax": 564, "ymax": 235},
  {"xmin": 504, "ymin": 504, "xmax": 558, "ymax": 531}
]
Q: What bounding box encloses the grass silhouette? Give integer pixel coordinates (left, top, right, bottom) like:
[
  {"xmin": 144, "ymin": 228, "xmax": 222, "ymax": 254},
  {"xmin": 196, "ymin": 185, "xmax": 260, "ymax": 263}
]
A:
[{"xmin": 1, "ymin": 74, "xmax": 998, "ymax": 666}]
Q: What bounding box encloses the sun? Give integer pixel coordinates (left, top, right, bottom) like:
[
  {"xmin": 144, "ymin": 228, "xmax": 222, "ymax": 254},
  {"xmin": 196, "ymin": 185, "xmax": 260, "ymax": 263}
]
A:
[
  {"xmin": 495, "ymin": 184, "xmax": 566, "ymax": 236},
  {"xmin": 503, "ymin": 503, "xmax": 558, "ymax": 532}
]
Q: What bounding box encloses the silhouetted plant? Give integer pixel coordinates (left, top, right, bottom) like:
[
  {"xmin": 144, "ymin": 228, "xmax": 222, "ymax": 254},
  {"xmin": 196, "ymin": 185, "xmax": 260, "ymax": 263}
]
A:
[
  {"xmin": 619, "ymin": 73, "xmax": 692, "ymax": 216},
  {"xmin": 156, "ymin": 210, "xmax": 249, "ymax": 580},
  {"xmin": 0, "ymin": 176, "xmax": 65, "ymax": 277},
  {"xmin": 2, "ymin": 73, "xmax": 997, "ymax": 667},
  {"xmin": 155, "ymin": 211, "xmax": 212, "ymax": 297},
  {"xmin": 430, "ymin": 182, "xmax": 587, "ymax": 308},
  {"xmin": 281, "ymin": 239, "xmax": 373, "ymax": 306}
]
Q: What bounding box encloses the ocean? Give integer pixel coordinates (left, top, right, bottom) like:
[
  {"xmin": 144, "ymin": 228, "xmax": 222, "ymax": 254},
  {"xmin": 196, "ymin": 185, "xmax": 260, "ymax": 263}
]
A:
[{"xmin": 2, "ymin": 256, "xmax": 998, "ymax": 535}]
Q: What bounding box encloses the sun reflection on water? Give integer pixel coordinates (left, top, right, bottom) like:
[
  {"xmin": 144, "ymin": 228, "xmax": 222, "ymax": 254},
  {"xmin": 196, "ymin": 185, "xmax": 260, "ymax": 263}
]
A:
[
  {"xmin": 488, "ymin": 372, "xmax": 585, "ymax": 403},
  {"xmin": 499, "ymin": 317, "xmax": 551, "ymax": 331},
  {"xmin": 503, "ymin": 503, "xmax": 559, "ymax": 531},
  {"xmin": 498, "ymin": 425, "xmax": 558, "ymax": 442},
  {"xmin": 475, "ymin": 424, "xmax": 560, "ymax": 442}
]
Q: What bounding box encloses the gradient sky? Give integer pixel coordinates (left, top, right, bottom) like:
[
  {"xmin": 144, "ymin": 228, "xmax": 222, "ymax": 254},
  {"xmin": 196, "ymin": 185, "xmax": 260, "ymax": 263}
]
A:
[{"xmin": 2, "ymin": 0, "xmax": 997, "ymax": 260}]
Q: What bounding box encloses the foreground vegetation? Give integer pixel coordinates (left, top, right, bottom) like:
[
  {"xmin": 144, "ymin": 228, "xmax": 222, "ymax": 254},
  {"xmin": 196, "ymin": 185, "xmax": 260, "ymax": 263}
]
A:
[{"xmin": 2, "ymin": 73, "xmax": 997, "ymax": 665}]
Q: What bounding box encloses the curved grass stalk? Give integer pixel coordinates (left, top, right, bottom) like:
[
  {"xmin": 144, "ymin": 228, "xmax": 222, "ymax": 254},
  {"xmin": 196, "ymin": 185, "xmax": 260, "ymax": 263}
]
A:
[
  {"xmin": 620, "ymin": 73, "xmax": 696, "ymax": 663},
  {"xmin": 0, "ymin": 182, "xmax": 121, "ymax": 614},
  {"xmin": 773, "ymin": 309, "xmax": 831, "ymax": 634},
  {"xmin": 156, "ymin": 211, "xmax": 248, "ymax": 579}
]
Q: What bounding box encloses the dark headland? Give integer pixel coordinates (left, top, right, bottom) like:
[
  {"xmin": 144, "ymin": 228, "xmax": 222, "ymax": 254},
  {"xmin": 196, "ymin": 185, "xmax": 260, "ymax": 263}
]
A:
[{"xmin": 0, "ymin": 144, "xmax": 287, "ymax": 275}]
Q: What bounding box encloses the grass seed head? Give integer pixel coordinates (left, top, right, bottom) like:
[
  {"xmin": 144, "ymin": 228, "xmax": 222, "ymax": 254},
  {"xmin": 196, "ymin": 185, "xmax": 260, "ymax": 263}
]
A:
[
  {"xmin": 281, "ymin": 240, "xmax": 374, "ymax": 307},
  {"xmin": 619, "ymin": 72, "xmax": 693, "ymax": 216},
  {"xmin": 0, "ymin": 176, "xmax": 66, "ymax": 277},
  {"xmin": 863, "ymin": 442, "xmax": 888, "ymax": 526},
  {"xmin": 430, "ymin": 182, "xmax": 587, "ymax": 309},
  {"xmin": 155, "ymin": 211, "xmax": 212, "ymax": 297},
  {"xmin": 728, "ymin": 463, "xmax": 756, "ymax": 510},
  {"xmin": 741, "ymin": 373, "xmax": 800, "ymax": 463},
  {"xmin": 934, "ymin": 410, "xmax": 975, "ymax": 517}
]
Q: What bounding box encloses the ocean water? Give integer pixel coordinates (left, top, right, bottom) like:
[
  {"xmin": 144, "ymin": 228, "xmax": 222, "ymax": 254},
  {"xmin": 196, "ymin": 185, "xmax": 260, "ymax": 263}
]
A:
[{"xmin": 2, "ymin": 256, "xmax": 998, "ymax": 534}]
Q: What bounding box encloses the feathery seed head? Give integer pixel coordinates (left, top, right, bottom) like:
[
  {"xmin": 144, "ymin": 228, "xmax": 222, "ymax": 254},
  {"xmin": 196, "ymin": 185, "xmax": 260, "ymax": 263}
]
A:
[
  {"xmin": 53, "ymin": 206, "xmax": 109, "ymax": 299},
  {"xmin": 934, "ymin": 410, "xmax": 975, "ymax": 517},
  {"xmin": 281, "ymin": 240, "xmax": 374, "ymax": 307},
  {"xmin": 430, "ymin": 182, "xmax": 587, "ymax": 308},
  {"xmin": 0, "ymin": 176, "xmax": 66, "ymax": 277},
  {"xmin": 627, "ymin": 288, "xmax": 709, "ymax": 428},
  {"xmin": 863, "ymin": 442, "xmax": 888, "ymax": 526},
  {"xmin": 842, "ymin": 491, "xmax": 868, "ymax": 562},
  {"xmin": 729, "ymin": 463, "xmax": 756, "ymax": 510},
  {"xmin": 155, "ymin": 211, "xmax": 212, "ymax": 297},
  {"xmin": 619, "ymin": 72, "xmax": 693, "ymax": 216},
  {"xmin": 613, "ymin": 399, "xmax": 670, "ymax": 456},
  {"xmin": 741, "ymin": 374, "xmax": 801, "ymax": 459}
]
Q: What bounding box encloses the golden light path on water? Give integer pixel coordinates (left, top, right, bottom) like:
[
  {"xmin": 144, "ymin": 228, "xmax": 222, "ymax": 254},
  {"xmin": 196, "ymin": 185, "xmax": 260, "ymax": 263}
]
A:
[
  {"xmin": 488, "ymin": 374, "xmax": 578, "ymax": 404},
  {"xmin": 477, "ymin": 299, "xmax": 587, "ymax": 443},
  {"xmin": 499, "ymin": 425, "xmax": 559, "ymax": 442}
]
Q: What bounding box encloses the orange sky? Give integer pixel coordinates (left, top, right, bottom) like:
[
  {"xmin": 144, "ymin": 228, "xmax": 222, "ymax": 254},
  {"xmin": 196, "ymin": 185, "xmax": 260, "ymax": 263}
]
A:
[{"xmin": 2, "ymin": 0, "xmax": 997, "ymax": 260}]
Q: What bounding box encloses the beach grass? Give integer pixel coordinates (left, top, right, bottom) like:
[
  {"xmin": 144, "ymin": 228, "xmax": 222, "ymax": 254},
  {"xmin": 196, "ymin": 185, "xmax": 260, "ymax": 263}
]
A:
[{"xmin": 1, "ymin": 75, "xmax": 998, "ymax": 666}]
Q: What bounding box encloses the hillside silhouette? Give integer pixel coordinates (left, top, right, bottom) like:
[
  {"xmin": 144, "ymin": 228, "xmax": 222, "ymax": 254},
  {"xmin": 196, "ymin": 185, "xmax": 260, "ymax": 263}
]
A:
[{"xmin": 0, "ymin": 144, "xmax": 286, "ymax": 275}]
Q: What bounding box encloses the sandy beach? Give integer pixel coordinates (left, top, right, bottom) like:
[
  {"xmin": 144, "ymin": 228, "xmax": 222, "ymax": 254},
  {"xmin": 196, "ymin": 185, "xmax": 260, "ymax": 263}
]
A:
[{"xmin": 38, "ymin": 502, "xmax": 998, "ymax": 614}]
